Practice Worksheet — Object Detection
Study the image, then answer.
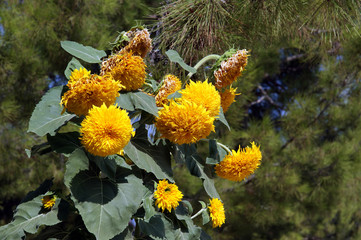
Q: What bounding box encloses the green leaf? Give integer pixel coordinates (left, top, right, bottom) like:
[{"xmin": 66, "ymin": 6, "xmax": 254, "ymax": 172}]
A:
[
  {"xmin": 124, "ymin": 140, "xmax": 173, "ymax": 181},
  {"xmin": 166, "ymin": 50, "xmax": 196, "ymax": 74},
  {"xmin": 139, "ymin": 215, "xmax": 165, "ymax": 239},
  {"xmin": 175, "ymin": 204, "xmax": 202, "ymax": 240},
  {"xmin": 201, "ymin": 210, "xmax": 210, "ymax": 225},
  {"xmin": 110, "ymin": 227, "xmax": 133, "ymax": 240},
  {"xmin": 182, "ymin": 200, "xmax": 193, "ymax": 215},
  {"xmin": 90, "ymin": 155, "xmax": 132, "ymax": 181},
  {"xmin": 47, "ymin": 131, "xmax": 81, "ymax": 154},
  {"xmin": 143, "ymin": 196, "xmax": 156, "ymax": 221},
  {"xmin": 217, "ymin": 106, "xmax": 230, "ymax": 130},
  {"xmin": 206, "ymin": 139, "xmax": 227, "ymax": 164},
  {"xmin": 167, "ymin": 90, "xmax": 182, "ymax": 100},
  {"xmin": 0, "ymin": 195, "xmax": 60, "ymax": 240},
  {"xmin": 64, "ymin": 149, "xmax": 89, "ymax": 188},
  {"xmin": 116, "ymin": 93, "xmax": 135, "ymax": 111},
  {"xmin": 28, "ymin": 86, "xmax": 76, "ymax": 136},
  {"xmin": 60, "ymin": 41, "xmax": 106, "ymax": 63},
  {"xmin": 64, "ymin": 57, "xmax": 85, "ymax": 79},
  {"xmin": 131, "ymin": 92, "xmax": 158, "ymax": 116}
]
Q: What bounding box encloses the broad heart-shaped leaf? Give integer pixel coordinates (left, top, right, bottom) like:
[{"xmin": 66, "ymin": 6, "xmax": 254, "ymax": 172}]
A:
[
  {"xmin": 0, "ymin": 195, "xmax": 60, "ymax": 240},
  {"xmin": 47, "ymin": 131, "xmax": 81, "ymax": 155},
  {"xmin": 139, "ymin": 215, "xmax": 165, "ymax": 239},
  {"xmin": 115, "ymin": 91, "xmax": 158, "ymax": 116},
  {"xmin": 165, "ymin": 50, "xmax": 196, "ymax": 74},
  {"xmin": 206, "ymin": 139, "xmax": 227, "ymax": 164},
  {"xmin": 217, "ymin": 106, "xmax": 230, "ymax": 130},
  {"xmin": 115, "ymin": 92, "xmax": 135, "ymax": 111},
  {"xmin": 60, "ymin": 41, "xmax": 106, "ymax": 63},
  {"xmin": 64, "ymin": 57, "xmax": 84, "ymax": 79},
  {"xmin": 28, "ymin": 86, "xmax": 75, "ymax": 136},
  {"xmin": 65, "ymin": 149, "xmax": 147, "ymax": 240}
]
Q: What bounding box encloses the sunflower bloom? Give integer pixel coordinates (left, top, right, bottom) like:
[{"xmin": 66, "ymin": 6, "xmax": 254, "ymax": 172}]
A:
[
  {"xmin": 220, "ymin": 87, "xmax": 240, "ymax": 113},
  {"xmin": 215, "ymin": 142, "xmax": 262, "ymax": 181},
  {"xmin": 155, "ymin": 74, "xmax": 182, "ymax": 107},
  {"xmin": 214, "ymin": 49, "xmax": 249, "ymax": 89},
  {"xmin": 100, "ymin": 52, "xmax": 146, "ymax": 91},
  {"xmin": 120, "ymin": 29, "xmax": 152, "ymax": 58},
  {"xmin": 179, "ymin": 80, "xmax": 221, "ymax": 117},
  {"xmin": 155, "ymin": 100, "xmax": 215, "ymax": 145},
  {"xmin": 208, "ymin": 198, "xmax": 226, "ymax": 228},
  {"xmin": 42, "ymin": 195, "xmax": 56, "ymax": 209},
  {"xmin": 61, "ymin": 74, "xmax": 121, "ymax": 116},
  {"xmin": 68, "ymin": 68, "xmax": 91, "ymax": 85},
  {"xmin": 80, "ymin": 104, "xmax": 134, "ymax": 157},
  {"xmin": 154, "ymin": 179, "xmax": 183, "ymax": 212}
]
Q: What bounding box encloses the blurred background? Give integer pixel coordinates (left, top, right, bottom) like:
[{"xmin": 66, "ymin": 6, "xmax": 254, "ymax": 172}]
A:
[{"xmin": 0, "ymin": 0, "xmax": 360, "ymax": 239}]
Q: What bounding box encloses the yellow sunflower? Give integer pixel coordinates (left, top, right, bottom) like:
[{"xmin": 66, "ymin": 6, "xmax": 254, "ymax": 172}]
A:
[
  {"xmin": 155, "ymin": 74, "xmax": 182, "ymax": 107},
  {"xmin": 215, "ymin": 142, "xmax": 262, "ymax": 181},
  {"xmin": 220, "ymin": 87, "xmax": 240, "ymax": 113},
  {"xmin": 61, "ymin": 74, "xmax": 121, "ymax": 116},
  {"xmin": 42, "ymin": 195, "xmax": 57, "ymax": 209},
  {"xmin": 208, "ymin": 198, "xmax": 226, "ymax": 228},
  {"xmin": 80, "ymin": 104, "xmax": 134, "ymax": 157},
  {"xmin": 154, "ymin": 179, "xmax": 183, "ymax": 212},
  {"xmin": 155, "ymin": 100, "xmax": 215, "ymax": 145},
  {"xmin": 68, "ymin": 68, "xmax": 91, "ymax": 86},
  {"xmin": 100, "ymin": 52, "xmax": 146, "ymax": 91},
  {"xmin": 179, "ymin": 80, "xmax": 221, "ymax": 117},
  {"xmin": 214, "ymin": 49, "xmax": 249, "ymax": 89},
  {"xmin": 120, "ymin": 28, "xmax": 152, "ymax": 58}
]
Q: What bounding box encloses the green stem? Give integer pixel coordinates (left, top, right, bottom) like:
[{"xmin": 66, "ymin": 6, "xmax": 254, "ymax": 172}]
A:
[
  {"xmin": 216, "ymin": 142, "xmax": 232, "ymax": 154},
  {"xmin": 191, "ymin": 207, "xmax": 207, "ymax": 220},
  {"xmin": 184, "ymin": 54, "xmax": 221, "ymax": 87}
]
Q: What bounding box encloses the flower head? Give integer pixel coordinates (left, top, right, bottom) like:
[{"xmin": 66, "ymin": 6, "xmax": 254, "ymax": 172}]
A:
[
  {"xmin": 215, "ymin": 142, "xmax": 262, "ymax": 181},
  {"xmin": 214, "ymin": 49, "xmax": 249, "ymax": 89},
  {"xmin": 42, "ymin": 195, "xmax": 56, "ymax": 209},
  {"xmin": 155, "ymin": 74, "xmax": 182, "ymax": 107},
  {"xmin": 100, "ymin": 52, "xmax": 146, "ymax": 91},
  {"xmin": 220, "ymin": 87, "xmax": 240, "ymax": 113},
  {"xmin": 179, "ymin": 80, "xmax": 221, "ymax": 117},
  {"xmin": 61, "ymin": 74, "xmax": 121, "ymax": 116},
  {"xmin": 155, "ymin": 100, "xmax": 215, "ymax": 145},
  {"xmin": 208, "ymin": 198, "xmax": 225, "ymax": 228},
  {"xmin": 80, "ymin": 104, "xmax": 134, "ymax": 157},
  {"xmin": 154, "ymin": 179, "xmax": 183, "ymax": 212},
  {"xmin": 120, "ymin": 29, "xmax": 152, "ymax": 58},
  {"xmin": 68, "ymin": 68, "xmax": 91, "ymax": 85}
]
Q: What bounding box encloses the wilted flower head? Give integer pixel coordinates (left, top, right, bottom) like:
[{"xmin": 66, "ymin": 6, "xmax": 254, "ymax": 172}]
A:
[
  {"xmin": 80, "ymin": 104, "xmax": 134, "ymax": 157},
  {"xmin": 155, "ymin": 74, "xmax": 182, "ymax": 107},
  {"xmin": 120, "ymin": 28, "xmax": 152, "ymax": 58},
  {"xmin": 214, "ymin": 49, "xmax": 249, "ymax": 89},
  {"xmin": 208, "ymin": 198, "xmax": 225, "ymax": 228},
  {"xmin": 42, "ymin": 195, "xmax": 56, "ymax": 209},
  {"xmin": 220, "ymin": 87, "xmax": 240, "ymax": 113},
  {"xmin": 154, "ymin": 179, "xmax": 183, "ymax": 212},
  {"xmin": 155, "ymin": 100, "xmax": 215, "ymax": 145},
  {"xmin": 215, "ymin": 142, "xmax": 262, "ymax": 181},
  {"xmin": 61, "ymin": 73, "xmax": 121, "ymax": 116},
  {"xmin": 179, "ymin": 80, "xmax": 221, "ymax": 117},
  {"xmin": 101, "ymin": 52, "xmax": 146, "ymax": 91}
]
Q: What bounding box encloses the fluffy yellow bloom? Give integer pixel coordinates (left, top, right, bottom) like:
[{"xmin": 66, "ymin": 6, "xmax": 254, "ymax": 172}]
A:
[
  {"xmin": 214, "ymin": 49, "xmax": 249, "ymax": 89},
  {"xmin": 155, "ymin": 74, "xmax": 182, "ymax": 107},
  {"xmin": 179, "ymin": 80, "xmax": 221, "ymax": 117},
  {"xmin": 220, "ymin": 87, "xmax": 240, "ymax": 113},
  {"xmin": 120, "ymin": 29, "xmax": 152, "ymax": 58},
  {"xmin": 100, "ymin": 52, "xmax": 146, "ymax": 91},
  {"xmin": 208, "ymin": 198, "xmax": 226, "ymax": 228},
  {"xmin": 154, "ymin": 179, "xmax": 183, "ymax": 212},
  {"xmin": 215, "ymin": 142, "xmax": 262, "ymax": 181},
  {"xmin": 68, "ymin": 68, "xmax": 91, "ymax": 85},
  {"xmin": 42, "ymin": 195, "xmax": 56, "ymax": 209},
  {"xmin": 80, "ymin": 104, "xmax": 134, "ymax": 157},
  {"xmin": 155, "ymin": 100, "xmax": 215, "ymax": 145}
]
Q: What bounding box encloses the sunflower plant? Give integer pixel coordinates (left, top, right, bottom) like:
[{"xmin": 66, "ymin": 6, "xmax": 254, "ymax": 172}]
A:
[{"xmin": 0, "ymin": 27, "xmax": 262, "ymax": 240}]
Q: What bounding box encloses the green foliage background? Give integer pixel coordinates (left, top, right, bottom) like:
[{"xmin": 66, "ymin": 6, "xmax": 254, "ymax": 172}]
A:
[{"xmin": 1, "ymin": 0, "xmax": 361, "ymax": 239}]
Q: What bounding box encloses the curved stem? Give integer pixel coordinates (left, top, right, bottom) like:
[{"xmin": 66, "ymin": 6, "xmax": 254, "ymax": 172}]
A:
[
  {"xmin": 191, "ymin": 207, "xmax": 207, "ymax": 220},
  {"xmin": 216, "ymin": 142, "xmax": 232, "ymax": 154}
]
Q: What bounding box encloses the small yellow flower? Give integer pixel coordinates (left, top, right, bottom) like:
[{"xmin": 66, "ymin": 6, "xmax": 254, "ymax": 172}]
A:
[
  {"xmin": 61, "ymin": 74, "xmax": 121, "ymax": 116},
  {"xmin": 154, "ymin": 179, "xmax": 183, "ymax": 212},
  {"xmin": 80, "ymin": 104, "xmax": 134, "ymax": 157},
  {"xmin": 214, "ymin": 49, "xmax": 249, "ymax": 89},
  {"xmin": 220, "ymin": 87, "xmax": 240, "ymax": 113},
  {"xmin": 155, "ymin": 100, "xmax": 215, "ymax": 145},
  {"xmin": 155, "ymin": 74, "xmax": 182, "ymax": 107},
  {"xmin": 100, "ymin": 52, "xmax": 146, "ymax": 91},
  {"xmin": 120, "ymin": 29, "xmax": 152, "ymax": 58},
  {"xmin": 208, "ymin": 198, "xmax": 225, "ymax": 228},
  {"xmin": 42, "ymin": 195, "xmax": 56, "ymax": 209},
  {"xmin": 179, "ymin": 80, "xmax": 221, "ymax": 117},
  {"xmin": 68, "ymin": 68, "xmax": 91, "ymax": 86},
  {"xmin": 215, "ymin": 142, "xmax": 262, "ymax": 181}
]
